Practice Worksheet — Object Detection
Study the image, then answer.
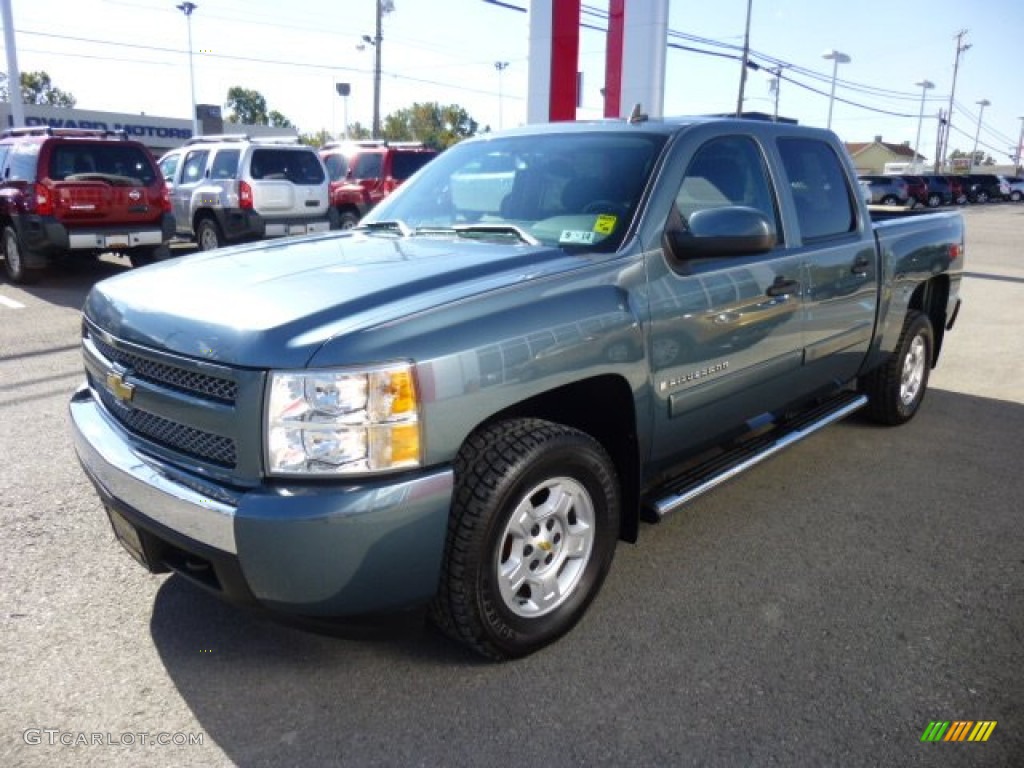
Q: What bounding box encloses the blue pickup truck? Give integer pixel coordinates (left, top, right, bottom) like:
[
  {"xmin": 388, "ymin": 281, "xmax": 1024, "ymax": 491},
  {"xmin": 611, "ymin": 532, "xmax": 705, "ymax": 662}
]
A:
[{"xmin": 70, "ymin": 116, "xmax": 964, "ymax": 659}]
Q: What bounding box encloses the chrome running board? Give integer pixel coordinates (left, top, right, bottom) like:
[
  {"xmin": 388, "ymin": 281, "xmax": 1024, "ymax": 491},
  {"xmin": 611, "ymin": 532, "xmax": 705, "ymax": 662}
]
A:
[{"xmin": 648, "ymin": 392, "xmax": 868, "ymax": 519}]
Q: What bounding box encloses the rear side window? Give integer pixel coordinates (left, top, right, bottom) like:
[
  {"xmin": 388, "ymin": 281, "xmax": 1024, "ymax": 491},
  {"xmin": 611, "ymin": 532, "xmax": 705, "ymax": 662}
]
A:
[
  {"xmin": 7, "ymin": 142, "xmax": 41, "ymax": 181},
  {"xmin": 210, "ymin": 149, "xmax": 240, "ymax": 180},
  {"xmin": 249, "ymin": 149, "xmax": 325, "ymax": 185},
  {"xmin": 392, "ymin": 151, "xmax": 436, "ymax": 180},
  {"xmin": 159, "ymin": 153, "xmax": 180, "ymax": 182},
  {"xmin": 777, "ymin": 138, "xmax": 856, "ymax": 241},
  {"xmin": 49, "ymin": 144, "xmax": 157, "ymax": 185}
]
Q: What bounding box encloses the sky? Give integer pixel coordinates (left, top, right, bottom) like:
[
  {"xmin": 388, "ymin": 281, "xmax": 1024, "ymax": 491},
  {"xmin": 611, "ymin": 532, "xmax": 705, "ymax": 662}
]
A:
[{"xmin": 3, "ymin": 0, "xmax": 1023, "ymax": 165}]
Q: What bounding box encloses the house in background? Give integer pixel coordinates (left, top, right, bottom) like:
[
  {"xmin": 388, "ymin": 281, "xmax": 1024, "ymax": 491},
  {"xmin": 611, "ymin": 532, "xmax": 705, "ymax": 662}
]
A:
[{"xmin": 845, "ymin": 136, "xmax": 926, "ymax": 174}]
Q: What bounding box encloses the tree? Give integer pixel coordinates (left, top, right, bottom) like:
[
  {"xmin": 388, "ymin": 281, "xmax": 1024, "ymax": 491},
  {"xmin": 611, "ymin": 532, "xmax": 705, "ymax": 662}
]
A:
[
  {"xmin": 224, "ymin": 87, "xmax": 295, "ymax": 128},
  {"xmin": 0, "ymin": 70, "xmax": 76, "ymax": 107},
  {"xmin": 224, "ymin": 86, "xmax": 268, "ymax": 125},
  {"xmin": 382, "ymin": 102, "xmax": 478, "ymax": 150}
]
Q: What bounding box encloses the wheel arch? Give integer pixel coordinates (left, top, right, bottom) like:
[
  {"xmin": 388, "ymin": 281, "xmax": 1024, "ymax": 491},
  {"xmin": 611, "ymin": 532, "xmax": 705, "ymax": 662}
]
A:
[
  {"xmin": 908, "ymin": 274, "xmax": 950, "ymax": 366},
  {"xmin": 478, "ymin": 374, "xmax": 642, "ymax": 543}
]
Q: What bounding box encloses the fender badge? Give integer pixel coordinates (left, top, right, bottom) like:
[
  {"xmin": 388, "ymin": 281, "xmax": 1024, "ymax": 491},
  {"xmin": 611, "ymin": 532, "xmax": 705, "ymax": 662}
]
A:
[{"xmin": 106, "ymin": 371, "xmax": 135, "ymax": 403}]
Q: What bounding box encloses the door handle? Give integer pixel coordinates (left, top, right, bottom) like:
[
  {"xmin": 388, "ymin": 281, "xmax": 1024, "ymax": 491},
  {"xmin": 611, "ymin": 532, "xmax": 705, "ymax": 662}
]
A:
[
  {"xmin": 851, "ymin": 256, "xmax": 872, "ymax": 275},
  {"xmin": 766, "ymin": 277, "xmax": 801, "ymax": 297}
]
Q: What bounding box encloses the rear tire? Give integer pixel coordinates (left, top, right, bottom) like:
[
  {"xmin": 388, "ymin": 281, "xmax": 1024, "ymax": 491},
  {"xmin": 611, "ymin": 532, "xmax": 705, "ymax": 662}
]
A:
[
  {"xmin": 881, "ymin": 195, "xmax": 899, "ymax": 206},
  {"xmin": 430, "ymin": 418, "xmax": 620, "ymax": 660},
  {"xmin": 2, "ymin": 226, "xmax": 42, "ymax": 284},
  {"xmin": 338, "ymin": 210, "xmax": 359, "ymax": 229},
  {"xmin": 861, "ymin": 310, "xmax": 933, "ymax": 425},
  {"xmin": 196, "ymin": 218, "xmax": 223, "ymax": 251}
]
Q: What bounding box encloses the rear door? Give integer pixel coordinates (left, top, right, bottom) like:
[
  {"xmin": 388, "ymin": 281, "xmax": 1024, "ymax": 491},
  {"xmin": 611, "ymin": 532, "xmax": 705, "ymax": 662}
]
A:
[
  {"xmin": 776, "ymin": 136, "xmax": 877, "ymax": 387},
  {"xmin": 47, "ymin": 142, "xmax": 163, "ymax": 231},
  {"xmin": 173, "ymin": 148, "xmax": 210, "ymax": 230}
]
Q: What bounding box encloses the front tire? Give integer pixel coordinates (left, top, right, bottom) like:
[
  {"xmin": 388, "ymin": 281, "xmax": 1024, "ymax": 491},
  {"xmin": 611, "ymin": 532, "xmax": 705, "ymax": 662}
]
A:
[
  {"xmin": 861, "ymin": 310, "xmax": 934, "ymax": 425},
  {"xmin": 430, "ymin": 418, "xmax": 620, "ymax": 660}
]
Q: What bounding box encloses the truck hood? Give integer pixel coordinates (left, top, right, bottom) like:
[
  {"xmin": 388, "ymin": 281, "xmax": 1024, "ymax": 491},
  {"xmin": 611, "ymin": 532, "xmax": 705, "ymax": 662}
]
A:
[{"xmin": 83, "ymin": 231, "xmax": 585, "ymax": 368}]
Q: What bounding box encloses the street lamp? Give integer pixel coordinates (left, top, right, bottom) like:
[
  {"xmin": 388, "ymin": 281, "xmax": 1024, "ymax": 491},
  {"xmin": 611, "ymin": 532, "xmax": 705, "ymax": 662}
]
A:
[
  {"xmin": 176, "ymin": 2, "xmax": 198, "ymax": 137},
  {"xmin": 336, "ymin": 83, "xmax": 351, "ymax": 140},
  {"xmin": 494, "ymin": 61, "xmax": 509, "ymax": 130},
  {"xmin": 821, "ymin": 49, "xmax": 850, "ymax": 131},
  {"xmin": 912, "ymin": 79, "xmax": 934, "ymax": 173},
  {"xmin": 970, "ymin": 98, "xmax": 990, "ymax": 170}
]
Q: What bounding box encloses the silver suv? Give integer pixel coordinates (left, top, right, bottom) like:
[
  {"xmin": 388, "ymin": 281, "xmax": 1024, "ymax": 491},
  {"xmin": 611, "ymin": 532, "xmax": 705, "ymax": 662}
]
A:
[
  {"xmin": 158, "ymin": 134, "xmax": 336, "ymax": 250},
  {"xmin": 857, "ymin": 174, "xmax": 910, "ymax": 206}
]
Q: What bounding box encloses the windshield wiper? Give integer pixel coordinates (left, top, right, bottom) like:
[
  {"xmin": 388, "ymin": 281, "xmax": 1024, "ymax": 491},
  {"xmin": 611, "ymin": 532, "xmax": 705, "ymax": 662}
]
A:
[
  {"xmin": 452, "ymin": 224, "xmax": 541, "ymax": 246},
  {"xmin": 361, "ymin": 220, "xmax": 412, "ymax": 237}
]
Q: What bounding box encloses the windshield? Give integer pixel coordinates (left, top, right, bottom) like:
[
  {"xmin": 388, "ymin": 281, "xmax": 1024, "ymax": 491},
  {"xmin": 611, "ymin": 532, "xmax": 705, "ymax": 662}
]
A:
[{"xmin": 363, "ymin": 131, "xmax": 667, "ymax": 251}]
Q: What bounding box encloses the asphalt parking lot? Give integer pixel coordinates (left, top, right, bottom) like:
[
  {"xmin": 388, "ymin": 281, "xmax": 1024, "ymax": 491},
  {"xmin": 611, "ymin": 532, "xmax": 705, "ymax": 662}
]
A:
[{"xmin": 1, "ymin": 205, "xmax": 1022, "ymax": 767}]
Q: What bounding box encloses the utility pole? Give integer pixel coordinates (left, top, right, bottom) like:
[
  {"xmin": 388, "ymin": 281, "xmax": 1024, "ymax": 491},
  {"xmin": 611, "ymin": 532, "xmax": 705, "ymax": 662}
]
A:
[
  {"xmin": 933, "ymin": 110, "xmax": 946, "ymax": 173},
  {"xmin": 735, "ymin": 0, "xmax": 753, "ymax": 117},
  {"xmin": 937, "ymin": 29, "xmax": 970, "ymax": 172},
  {"xmin": 1, "ymin": 0, "xmax": 25, "ymax": 128},
  {"xmin": 372, "ymin": 0, "xmax": 384, "ymax": 139}
]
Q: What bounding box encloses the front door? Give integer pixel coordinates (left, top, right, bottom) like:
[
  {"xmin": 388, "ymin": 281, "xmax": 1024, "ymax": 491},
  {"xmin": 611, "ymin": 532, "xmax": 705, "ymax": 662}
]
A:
[{"xmin": 648, "ymin": 134, "xmax": 806, "ymax": 467}]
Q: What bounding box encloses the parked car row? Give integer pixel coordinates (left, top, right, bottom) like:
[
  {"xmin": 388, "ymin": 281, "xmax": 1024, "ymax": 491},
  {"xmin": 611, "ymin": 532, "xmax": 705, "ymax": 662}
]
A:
[
  {"xmin": 0, "ymin": 127, "xmax": 442, "ymax": 284},
  {"xmin": 859, "ymin": 171, "xmax": 1020, "ymax": 208}
]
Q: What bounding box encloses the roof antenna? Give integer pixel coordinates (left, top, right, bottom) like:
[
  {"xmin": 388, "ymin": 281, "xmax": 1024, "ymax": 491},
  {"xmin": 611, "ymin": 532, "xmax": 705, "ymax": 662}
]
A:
[{"xmin": 628, "ymin": 103, "xmax": 648, "ymax": 124}]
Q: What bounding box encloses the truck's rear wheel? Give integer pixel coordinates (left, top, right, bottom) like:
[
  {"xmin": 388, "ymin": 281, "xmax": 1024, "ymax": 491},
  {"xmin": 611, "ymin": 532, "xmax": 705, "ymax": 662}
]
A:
[
  {"xmin": 861, "ymin": 310, "xmax": 933, "ymax": 425},
  {"xmin": 2, "ymin": 226, "xmax": 42, "ymax": 284},
  {"xmin": 196, "ymin": 218, "xmax": 223, "ymax": 251},
  {"xmin": 338, "ymin": 210, "xmax": 359, "ymax": 229},
  {"xmin": 430, "ymin": 418, "xmax": 620, "ymax": 660}
]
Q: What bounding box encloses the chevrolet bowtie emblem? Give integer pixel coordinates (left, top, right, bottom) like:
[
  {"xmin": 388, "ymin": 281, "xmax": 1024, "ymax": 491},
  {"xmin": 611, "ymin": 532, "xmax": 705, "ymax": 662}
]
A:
[{"xmin": 106, "ymin": 371, "xmax": 135, "ymax": 403}]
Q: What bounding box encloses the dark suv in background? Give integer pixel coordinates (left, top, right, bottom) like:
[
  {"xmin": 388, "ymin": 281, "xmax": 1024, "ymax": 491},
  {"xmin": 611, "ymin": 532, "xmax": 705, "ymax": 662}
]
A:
[
  {"xmin": 0, "ymin": 127, "xmax": 173, "ymax": 283},
  {"xmin": 962, "ymin": 173, "xmax": 1009, "ymax": 204}
]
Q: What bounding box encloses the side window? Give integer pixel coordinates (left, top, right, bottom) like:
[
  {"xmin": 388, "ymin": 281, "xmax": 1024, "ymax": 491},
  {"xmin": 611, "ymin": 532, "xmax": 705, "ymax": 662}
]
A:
[
  {"xmin": 210, "ymin": 149, "xmax": 240, "ymax": 180},
  {"xmin": 777, "ymin": 138, "xmax": 856, "ymax": 241},
  {"xmin": 323, "ymin": 154, "xmax": 348, "ymax": 181},
  {"xmin": 159, "ymin": 154, "xmax": 180, "ymax": 183},
  {"xmin": 181, "ymin": 150, "xmax": 209, "ymax": 183},
  {"xmin": 8, "ymin": 142, "xmax": 40, "ymax": 181},
  {"xmin": 353, "ymin": 153, "xmax": 383, "ymax": 180},
  {"xmin": 675, "ymin": 135, "xmax": 779, "ymax": 235}
]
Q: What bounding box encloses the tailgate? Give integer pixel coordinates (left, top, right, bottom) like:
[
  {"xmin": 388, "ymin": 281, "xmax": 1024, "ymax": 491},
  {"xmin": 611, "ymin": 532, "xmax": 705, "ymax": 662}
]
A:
[{"xmin": 53, "ymin": 180, "xmax": 163, "ymax": 225}]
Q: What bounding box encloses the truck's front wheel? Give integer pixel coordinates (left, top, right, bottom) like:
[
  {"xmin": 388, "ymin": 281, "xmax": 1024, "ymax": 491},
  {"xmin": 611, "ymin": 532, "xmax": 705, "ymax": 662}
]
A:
[
  {"xmin": 431, "ymin": 419, "xmax": 620, "ymax": 660},
  {"xmin": 861, "ymin": 310, "xmax": 933, "ymax": 425}
]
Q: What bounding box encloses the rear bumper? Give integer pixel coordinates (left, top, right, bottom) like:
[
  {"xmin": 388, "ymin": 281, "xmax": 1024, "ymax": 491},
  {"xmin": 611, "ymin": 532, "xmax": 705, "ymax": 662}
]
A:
[
  {"xmin": 70, "ymin": 384, "xmax": 454, "ymax": 616},
  {"xmin": 213, "ymin": 208, "xmax": 337, "ymax": 243},
  {"xmin": 15, "ymin": 213, "xmax": 174, "ymax": 261}
]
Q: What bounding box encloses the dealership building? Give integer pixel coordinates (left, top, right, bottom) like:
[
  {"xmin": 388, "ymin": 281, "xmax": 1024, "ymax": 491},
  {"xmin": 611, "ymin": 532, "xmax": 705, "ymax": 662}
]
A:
[{"xmin": 0, "ymin": 102, "xmax": 296, "ymax": 155}]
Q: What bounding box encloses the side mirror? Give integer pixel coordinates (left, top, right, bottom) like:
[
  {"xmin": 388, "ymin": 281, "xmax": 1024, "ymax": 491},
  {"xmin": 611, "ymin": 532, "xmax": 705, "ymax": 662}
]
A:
[{"xmin": 666, "ymin": 206, "xmax": 776, "ymax": 261}]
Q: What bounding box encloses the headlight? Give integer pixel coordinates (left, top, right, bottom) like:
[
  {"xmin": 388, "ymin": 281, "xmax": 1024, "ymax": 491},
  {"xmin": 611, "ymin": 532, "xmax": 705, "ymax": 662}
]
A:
[{"xmin": 266, "ymin": 363, "xmax": 421, "ymax": 475}]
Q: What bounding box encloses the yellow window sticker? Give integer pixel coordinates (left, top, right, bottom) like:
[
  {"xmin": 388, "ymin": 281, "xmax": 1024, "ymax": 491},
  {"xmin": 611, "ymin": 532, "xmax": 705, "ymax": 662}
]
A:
[{"xmin": 594, "ymin": 214, "xmax": 617, "ymax": 235}]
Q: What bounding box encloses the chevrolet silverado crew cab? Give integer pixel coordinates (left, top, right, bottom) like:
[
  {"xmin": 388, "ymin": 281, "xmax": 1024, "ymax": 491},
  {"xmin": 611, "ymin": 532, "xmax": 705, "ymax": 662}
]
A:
[
  {"xmin": 158, "ymin": 134, "xmax": 336, "ymax": 251},
  {"xmin": 0, "ymin": 127, "xmax": 173, "ymax": 283},
  {"xmin": 71, "ymin": 116, "xmax": 964, "ymax": 659}
]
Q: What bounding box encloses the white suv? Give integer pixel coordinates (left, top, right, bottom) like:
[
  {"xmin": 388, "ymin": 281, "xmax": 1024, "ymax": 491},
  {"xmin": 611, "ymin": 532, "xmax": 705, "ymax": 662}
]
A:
[{"xmin": 158, "ymin": 134, "xmax": 337, "ymax": 250}]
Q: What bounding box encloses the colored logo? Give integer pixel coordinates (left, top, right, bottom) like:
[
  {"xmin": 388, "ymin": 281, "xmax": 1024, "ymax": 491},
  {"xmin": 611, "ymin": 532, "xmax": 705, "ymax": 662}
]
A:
[
  {"xmin": 921, "ymin": 721, "xmax": 997, "ymax": 742},
  {"xmin": 105, "ymin": 370, "xmax": 135, "ymax": 403}
]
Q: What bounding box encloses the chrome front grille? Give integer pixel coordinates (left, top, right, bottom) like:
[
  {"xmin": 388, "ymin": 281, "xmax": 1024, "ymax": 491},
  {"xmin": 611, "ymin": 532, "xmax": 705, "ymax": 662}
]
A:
[
  {"xmin": 91, "ymin": 373, "xmax": 238, "ymax": 467},
  {"xmin": 89, "ymin": 331, "xmax": 238, "ymax": 404}
]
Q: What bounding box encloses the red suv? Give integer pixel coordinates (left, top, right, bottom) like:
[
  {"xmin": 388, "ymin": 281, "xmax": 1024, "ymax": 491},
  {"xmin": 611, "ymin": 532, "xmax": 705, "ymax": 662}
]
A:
[
  {"xmin": 0, "ymin": 127, "xmax": 173, "ymax": 283},
  {"xmin": 320, "ymin": 141, "xmax": 438, "ymax": 228}
]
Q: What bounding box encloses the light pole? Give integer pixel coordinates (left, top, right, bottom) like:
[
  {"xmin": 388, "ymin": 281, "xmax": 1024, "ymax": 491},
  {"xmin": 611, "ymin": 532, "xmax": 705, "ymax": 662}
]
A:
[
  {"xmin": 494, "ymin": 61, "xmax": 509, "ymax": 130},
  {"xmin": 970, "ymin": 98, "xmax": 990, "ymax": 170},
  {"xmin": 176, "ymin": 2, "xmax": 198, "ymax": 137},
  {"xmin": 1016, "ymin": 116, "xmax": 1024, "ymax": 176},
  {"xmin": 821, "ymin": 49, "xmax": 851, "ymax": 131},
  {"xmin": 912, "ymin": 79, "xmax": 934, "ymax": 173}
]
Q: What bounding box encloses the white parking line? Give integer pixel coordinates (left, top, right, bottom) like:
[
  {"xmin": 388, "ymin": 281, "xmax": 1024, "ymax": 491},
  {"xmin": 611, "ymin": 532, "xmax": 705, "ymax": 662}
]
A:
[{"xmin": 0, "ymin": 295, "xmax": 26, "ymax": 309}]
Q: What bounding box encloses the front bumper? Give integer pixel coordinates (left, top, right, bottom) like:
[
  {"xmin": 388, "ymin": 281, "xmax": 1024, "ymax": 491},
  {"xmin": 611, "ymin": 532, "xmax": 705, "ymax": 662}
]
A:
[{"xmin": 70, "ymin": 385, "xmax": 454, "ymax": 616}]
